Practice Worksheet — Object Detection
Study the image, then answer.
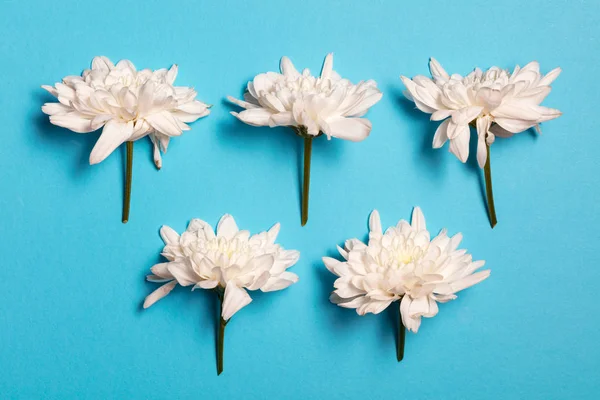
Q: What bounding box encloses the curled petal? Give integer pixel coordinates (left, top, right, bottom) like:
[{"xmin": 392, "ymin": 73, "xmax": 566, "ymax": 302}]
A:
[
  {"xmin": 433, "ymin": 118, "xmax": 450, "ymax": 148},
  {"xmin": 448, "ymin": 126, "xmax": 470, "ymax": 163},
  {"xmin": 222, "ymin": 282, "xmax": 253, "ymax": 320}
]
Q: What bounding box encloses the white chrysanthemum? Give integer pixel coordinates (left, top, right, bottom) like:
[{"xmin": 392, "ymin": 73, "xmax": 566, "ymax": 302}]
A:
[
  {"xmin": 42, "ymin": 56, "xmax": 210, "ymax": 168},
  {"xmin": 401, "ymin": 59, "xmax": 562, "ymax": 167},
  {"xmin": 324, "ymin": 207, "xmax": 490, "ymax": 333},
  {"xmin": 227, "ymin": 53, "xmax": 382, "ymax": 141},
  {"xmin": 144, "ymin": 214, "xmax": 299, "ymax": 320}
]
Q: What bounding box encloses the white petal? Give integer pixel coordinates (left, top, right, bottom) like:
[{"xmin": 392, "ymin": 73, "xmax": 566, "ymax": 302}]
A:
[
  {"xmin": 489, "ymin": 124, "xmax": 516, "ymax": 138},
  {"xmin": 476, "ymin": 116, "xmax": 491, "ymax": 168},
  {"xmin": 411, "ymin": 207, "xmax": 426, "ymax": 231},
  {"xmin": 221, "ymin": 282, "xmax": 252, "ymax": 320},
  {"xmin": 400, "ymin": 296, "xmax": 421, "ymax": 333},
  {"xmin": 448, "ymin": 127, "xmax": 470, "ymax": 163},
  {"xmin": 539, "ymin": 67, "xmax": 561, "ymax": 86},
  {"xmin": 91, "ymin": 56, "xmax": 114, "ymax": 72},
  {"xmin": 325, "ymin": 117, "xmax": 371, "ymax": 142},
  {"xmin": 49, "ymin": 113, "xmax": 95, "ymax": 133},
  {"xmin": 260, "ymin": 273, "xmax": 298, "ymax": 292},
  {"xmin": 166, "ymin": 64, "xmax": 178, "ymax": 85},
  {"xmin": 280, "ymin": 56, "xmax": 300, "ymax": 78},
  {"xmin": 432, "ymin": 118, "xmax": 450, "ymax": 148},
  {"xmin": 145, "ymin": 111, "xmax": 183, "ymax": 137},
  {"xmin": 231, "ymin": 109, "xmax": 273, "ymax": 127},
  {"xmin": 320, "ymin": 53, "xmax": 334, "ymax": 79},
  {"xmin": 494, "ymin": 117, "xmax": 536, "ymax": 133},
  {"xmin": 227, "ymin": 95, "xmax": 259, "ymax": 110},
  {"xmin": 429, "ymin": 58, "xmax": 450, "ymax": 82},
  {"xmin": 267, "ymin": 223, "xmax": 280, "ymax": 243},
  {"xmin": 477, "ymin": 135, "xmax": 487, "ymax": 169},
  {"xmin": 89, "ymin": 120, "xmax": 134, "ymax": 165},
  {"xmin": 269, "ymin": 111, "xmax": 295, "ymax": 127},
  {"xmin": 369, "ymin": 210, "xmax": 382, "ymax": 236},
  {"xmin": 143, "ymin": 281, "xmax": 177, "ymax": 309},
  {"xmin": 193, "ymin": 280, "xmax": 219, "ymax": 290},
  {"xmin": 451, "ymin": 270, "xmax": 491, "ymax": 293},
  {"xmin": 431, "ymin": 110, "xmax": 452, "ymax": 121},
  {"xmin": 167, "ymin": 263, "xmax": 199, "ymax": 286},
  {"xmin": 41, "ymin": 102, "xmax": 71, "ymax": 115},
  {"xmin": 160, "ymin": 225, "xmax": 180, "ymax": 244},
  {"xmin": 150, "ymin": 262, "xmax": 173, "ymax": 279},
  {"xmin": 216, "ymin": 214, "xmax": 239, "ymax": 239},
  {"xmin": 323, "ymin": 257, "xmax": 343, "ymax": 276}
]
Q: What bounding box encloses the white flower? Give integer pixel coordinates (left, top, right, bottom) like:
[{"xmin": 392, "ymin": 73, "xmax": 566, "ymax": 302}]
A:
[
  {"xmin": 42, "ymin": 56, "xmax": 210, "ymax": 168},
  {"xmin": 228, "ymin": 53, "xmax": 382, "ymax": 141},
  {"xmin": 324, "ymin": 207, "xmax": 490, "ymax": 333},
  {"xmin": 144, "ymin": 214, "xmax": 299, "ymax": 320},
  {"xmin": 401, "ymin": 59, "xmax": 562, "ymax": 167}
]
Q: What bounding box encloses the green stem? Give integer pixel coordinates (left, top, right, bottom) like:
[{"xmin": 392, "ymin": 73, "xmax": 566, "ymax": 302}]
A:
[
  {"xmin": 397, "ymin": 305, "xmax": 405, "ymax": 362},
  {"xmin": 122, "ymin": 141, "xmax": 133, "ymax": 223},
  {"xmin": 484, "ymin": 143, "xmax": 497, "ymax": 228},
  {"xmin": 301, "ymin": 136, "xmax": 313, "ymax": 227},
  {"xmin": 216, "ymin": 294, "xmax": 227, "ymax": 376}
]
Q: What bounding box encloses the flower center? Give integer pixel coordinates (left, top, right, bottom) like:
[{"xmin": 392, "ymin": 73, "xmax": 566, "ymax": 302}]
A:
[{"xmin": 202, "ymin": 237, "xmax": 252, "ymax": 262}]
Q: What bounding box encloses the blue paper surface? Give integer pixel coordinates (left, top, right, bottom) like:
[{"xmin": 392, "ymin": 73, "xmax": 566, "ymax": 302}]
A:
[{"xmin": 0, "ymin": 0, "xmax": 598, "ymax": 398}]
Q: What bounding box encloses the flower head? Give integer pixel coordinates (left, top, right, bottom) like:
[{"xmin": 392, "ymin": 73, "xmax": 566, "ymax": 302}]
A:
[
  {"xmin": 228, "ymin": 53, "xmax": 382, "ymax": 141},
  {"xmin": 144, "ymin": 214, "xmax": 299, "ymax": 320},
  {"xmin": 324, "ymin": 207, "xmax": 489, "ymax": 333},
  {"xmin": 401, "ymin": 59, "xmax": 561, "ymax": 167},
  {"xmin": 42, "ymin": 56, "xmax": 210, "ymax": 167}
]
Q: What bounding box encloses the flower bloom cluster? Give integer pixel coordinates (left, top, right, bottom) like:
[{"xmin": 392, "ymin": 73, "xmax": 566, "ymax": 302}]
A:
[
  {"xmin": 228, "ymin": 53, "xmax": 382, "ymax": 141},
  {"xmin": 144, "ymin": 214, "xmax": 299, "ymax": 320},
  {"xmin": 401, "ymin": 59, "xmax": 561, "ymax": 167},
  {"xmin": 42, "ymin": 56, "xmax": 210, "ymax": 168},
  {"xmin": 325, "ymin": 207, "xmax": 490, "ymax": 332}
]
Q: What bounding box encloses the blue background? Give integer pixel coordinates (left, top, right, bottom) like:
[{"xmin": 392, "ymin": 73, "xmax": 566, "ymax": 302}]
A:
[{"xmin": 1, "ymin": 0, "xmax": 598, "ymax": 398}]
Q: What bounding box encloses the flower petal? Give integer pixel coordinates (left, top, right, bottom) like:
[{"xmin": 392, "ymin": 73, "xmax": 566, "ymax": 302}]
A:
[
  {"xmin": 411, "ymin": 207, "xmax": 426, "ymax": 231},
  {"xmin": 448, "ymin": 126, "xmax": 470, "ymax": 163},
  {"xmin": 432, "ymin": 118, "xmax": 450, "ymax": 148},
  {"xmin": 216, "ymin": 214, "xmax": 239, "ymax": 239},
  {"xmin": 325, "ymin": 117, "xmax": 372, "ymax": 142},
  {"xmin": 167, "ymin": 262, "xmax": 199, "ymax": 286},
  {"xmin": 231, "ymin": 109, "xmax": 273, "ymax": 127},
  {"xmin": 320, "ymin": 53, "xmax": 334, "ymax": 79},
  {"xmin": 89, "ymin": 120, "xmax": 133, "ymax": 165},
  {"xmin": 280, "ymin": 56, "xmax": 300, "ymax": 78},
  {"xmin": 143, "ymin": 281, "xmax": 177, "ymax": 309},
  {"xmin": 222, "ymin": 282, "xmax": 253, "ymax": 320},
  {"xmin": 369, "ymin": 210, "xmax": 382, "ymax": 237}
]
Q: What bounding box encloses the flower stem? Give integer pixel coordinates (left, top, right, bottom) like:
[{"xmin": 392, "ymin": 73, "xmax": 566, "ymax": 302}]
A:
[
  {"xmin": 122, "ymin": 141, "xmax": 133, "ymax": 224},
  {"xmin": 397, "ymin": 305, "xmax": 405, "ymax": 362},
  {"xmin": 216, "ymin": 294, "xmax": 227, "ymax": 376},
  {"xmin": 301, "ymin": 136, "xmax": 313, "ymax": 227},
  {"xmin": 483, "ymin": 143, "xmax": 497, "ymax": 228}
]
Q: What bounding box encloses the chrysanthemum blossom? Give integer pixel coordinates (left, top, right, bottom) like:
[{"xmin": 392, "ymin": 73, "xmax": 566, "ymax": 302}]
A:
[
  {"xmin": 324, "ymin": 207, "xmax": 489, "ymax": 334},
  {"xmin": 228, "ymin": 53, "xmax": 382, "ymax": 227},
  {"xmin": 401, "ymin": 59, "xmax": 561, "ymax": 167},
  {"xmin": 228, "ymin": 53, "xmax": 382, "ymax": 142},
  {"xmin": 144, "ymin": 214, "xmax": 300, "ymax": 320},
  {"xmin": 42, "ymin": 56, "xmax": 210, "ymax": 168}
]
